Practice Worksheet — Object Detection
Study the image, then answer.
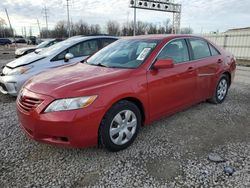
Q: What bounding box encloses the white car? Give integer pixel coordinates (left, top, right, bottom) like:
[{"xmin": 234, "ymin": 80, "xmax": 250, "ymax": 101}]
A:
[
  {"xmin": 0, "ymin": 36, "xmax": 118, "ymax": 96},
  {"xmin": 15, "ymin": 39, "xmax": 63, "ymax": 58}
]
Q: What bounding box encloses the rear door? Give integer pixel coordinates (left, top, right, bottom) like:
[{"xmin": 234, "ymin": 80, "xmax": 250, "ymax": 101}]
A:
[
  {"xmin": 147, "ymin": 39, "xmax": 197, "ymax": 120},
  {"xmin": 188, "ymin": 38, "xmax": 221, "ymax": 100}
]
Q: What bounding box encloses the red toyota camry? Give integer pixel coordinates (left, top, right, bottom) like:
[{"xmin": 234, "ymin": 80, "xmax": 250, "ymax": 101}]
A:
[{"xmin": 16, "ymin": 35, "xmax": 236, "ymax": 151}]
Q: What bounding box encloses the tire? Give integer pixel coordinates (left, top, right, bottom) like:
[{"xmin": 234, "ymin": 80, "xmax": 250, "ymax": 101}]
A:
[
  {"xmin": 99, "ymin": 100, "xmax": 141, "ymax": 152},
  {"xmin": 209, "ymin": 74, "xmax": 229, "ymax": 104}
]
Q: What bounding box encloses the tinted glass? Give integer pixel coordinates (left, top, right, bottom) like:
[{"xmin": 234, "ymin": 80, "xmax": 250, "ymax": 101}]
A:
[
  {"xmin": 86, "ymin": 39, "xmax": 159, "ymax": 69},
  {"xmin": 190, "ymin": 39, "xmax": 211, "ymax": 59},
  {"xmin": 158, "ymin": 39, "xmax": 189, "ymax": 64},
  {"xmin": 101, "ymin": 38, "xmax": 117, "ymax": 48},
  {"xmin": 69, "ymin": 40, "xmax": 98, "ymax": 57},
  {"xmin": 209, "ymin": 44, "xmax": 220, "ymax": 56}
]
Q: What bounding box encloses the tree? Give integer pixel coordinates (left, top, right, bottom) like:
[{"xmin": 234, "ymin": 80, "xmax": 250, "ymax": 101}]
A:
[
  {"xmin": 106, "ymin": 21, "xmax": 120, "ymax": 36},
  {"xmin": 136, "ymin": 21, "xmax": 148, "ymax": 35},
  {"xmin": 147, "ymin": 23, "xmax": 157, "ymax": 34},
  {"xmin": 0, "ymin": 17, "xmax": 12, "ymax": 38},
  {"xmin": 53, "ymin": 21, "xmax": 68, "ymax": 38},
  {"xmin": 121, "ymin": 21, "xmax": 134, "ymax": 36},
  {"xmin": 90, "ymin": 24, "xmax": 101, "ymax": 35},
  {"xmin": 180, "ymin": 27, "xmax": 193, "ymax": 34},
  {"xmin": 74, "ymin": 20, "xmax": 90, "ymax": 35}
]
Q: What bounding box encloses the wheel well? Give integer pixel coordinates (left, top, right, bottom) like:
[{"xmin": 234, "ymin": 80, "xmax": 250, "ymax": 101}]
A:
[
  {"xmin": 98, "ymin": 97, "xmax": 146, "ymax": 147},
  {"xmin": 119, "ymin": 97, "xmax": 145, "ymax": 125},
  {"xmin": 223, "ymin": 72, "xmax": 231, "ymax": 86}
]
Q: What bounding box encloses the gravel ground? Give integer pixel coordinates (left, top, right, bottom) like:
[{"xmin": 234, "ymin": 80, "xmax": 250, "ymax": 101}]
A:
[{"xmin": 0, "ymin": 48, "xmax": 250, "ymax": 187}]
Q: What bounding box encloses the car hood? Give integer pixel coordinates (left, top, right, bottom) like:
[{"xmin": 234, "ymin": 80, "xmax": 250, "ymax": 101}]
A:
[
  {"xmin": 17, "ymin": 47, "xmax": 36, "ymax": 52},
  {"xmin": 6, "ymin": 53, "xmax": 46, "ymax": 68},
  {"xmin": 24, "ymin": 63, "xmax": 133, "ymax": 97}
]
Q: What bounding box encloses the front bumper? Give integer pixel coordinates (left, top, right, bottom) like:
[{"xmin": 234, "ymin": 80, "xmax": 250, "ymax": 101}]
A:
[
  {"xmin": 16, "ymin": 89, "xmax": 105, "ymax": 148},
  {"xmin": 0, "ymin": 74, "xmax": 30, "ymax": 96}
]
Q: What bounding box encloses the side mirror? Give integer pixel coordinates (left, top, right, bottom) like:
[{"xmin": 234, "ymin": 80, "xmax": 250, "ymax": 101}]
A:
[
  {"xmin": 154, "ymin": 59, "xmax": 174, "ymax": 69},
  {"xmin": 64, "ymin": 53, "xmax": 74, "ymax": 62}
]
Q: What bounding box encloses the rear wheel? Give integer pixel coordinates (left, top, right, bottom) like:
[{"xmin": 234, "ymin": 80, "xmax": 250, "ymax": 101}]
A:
[
  {"xmin": 99, "ymin": 100, "xmax": 141, "ymax": 152},
  {"xmin": 209, "ymin": 74, "xmax": 229, "ymax": 104}
]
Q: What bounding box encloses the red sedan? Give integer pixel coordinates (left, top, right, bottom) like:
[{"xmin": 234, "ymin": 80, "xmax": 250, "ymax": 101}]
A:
[{"xmin": 16, "ymin": 35, "xmax": 236, "ymax": 151}]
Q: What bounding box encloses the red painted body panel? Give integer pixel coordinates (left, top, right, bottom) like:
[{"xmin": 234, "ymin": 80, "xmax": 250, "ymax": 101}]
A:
[{"xmin": 16, "ymin": 35, "xmax": 236, "ymax": 148}]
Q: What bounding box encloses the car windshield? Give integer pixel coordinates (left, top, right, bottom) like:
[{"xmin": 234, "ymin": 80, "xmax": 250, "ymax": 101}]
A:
[
  {"xmin": 86, "ymin": 39, "xmax": 160, "ymax": 69},
  {"xmin": 36, "ymin": 40, "xmax": 51, "ymax": 48}
]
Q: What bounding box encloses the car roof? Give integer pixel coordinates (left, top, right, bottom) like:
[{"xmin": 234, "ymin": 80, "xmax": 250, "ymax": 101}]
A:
[
  {"xmin": 121, "ymin": 34, "xmax": 204, "ymax": 41},
  {"xmin": 67, "ymin": 35, "xmax": 118, "ymax": 42},
  {"xmin": 61, "ymin": 36, "xmax": 118, "ymax": 47},
  {"xmin": 41, "ymin": 35, "xmax": 119, "ymax": 57}
]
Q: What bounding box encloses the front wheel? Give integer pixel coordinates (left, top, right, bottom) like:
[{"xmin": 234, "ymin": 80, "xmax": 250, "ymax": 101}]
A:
[
  {"xmin": 99, "ymin": 100, "xmax": 141, "ymax": 152},
  {"xmin": 209, "ymin": 74, "xmax": 229, "ymax": 104}
]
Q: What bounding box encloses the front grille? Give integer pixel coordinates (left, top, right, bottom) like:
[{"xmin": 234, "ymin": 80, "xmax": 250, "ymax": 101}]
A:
[{"xmin": 18, "ymin": 95, "xmax": 43, "ymax": 112}]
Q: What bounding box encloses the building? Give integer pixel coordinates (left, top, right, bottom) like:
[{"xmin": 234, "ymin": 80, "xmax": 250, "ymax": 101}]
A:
[{"xmin": 224, "ymin": 27, "xmax": 250, "ymax": 34}]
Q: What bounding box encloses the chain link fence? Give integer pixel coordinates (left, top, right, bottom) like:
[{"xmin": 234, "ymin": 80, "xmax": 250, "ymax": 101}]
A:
[{"xmin": 202, "ymin": 33, "xmax": 250, "ymax": 60}]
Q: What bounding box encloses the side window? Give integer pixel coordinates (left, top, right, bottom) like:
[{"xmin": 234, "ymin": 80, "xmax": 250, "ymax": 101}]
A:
[
  {"xmin": 52, "ymin": 40, "xmax": 99, "ymax": 61},
  {"xmin": 101, "ymin": 38, "xmax": 117, "ymax": 48},
  {"xmin": 158, "ymin": 39, "xmax": 190, "ymax": 64},
  {"xmin": 69, "ymin": 40, "xmax": 98, "ymax": 57},
  {"xmin": 54, "ymin": 50, "xmax": 67, "ymax": 61},
  {"xmin": 209, "ymin": 44, "xmax": 220, "ymax": 56},
  {"xmin": 190, "ymin": 39, "xmax": 211, "ymax": 59}
]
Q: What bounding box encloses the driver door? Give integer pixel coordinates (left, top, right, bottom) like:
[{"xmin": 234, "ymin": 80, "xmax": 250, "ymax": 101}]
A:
[
  {"xmin": 49, "ymin": 39, "xmax": 99, "ymax": 68},
  {"xmin": 147, "ymin": 39, "xmax": 197, "ymax": 120}
]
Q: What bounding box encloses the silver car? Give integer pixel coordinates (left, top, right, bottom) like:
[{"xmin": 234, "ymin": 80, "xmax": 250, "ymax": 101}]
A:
[{"xmin": 0, "ymin": 36, "xmax": 118, "ymax": 96}]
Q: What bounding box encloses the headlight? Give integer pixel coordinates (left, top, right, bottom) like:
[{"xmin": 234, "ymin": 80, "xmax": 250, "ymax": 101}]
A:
[
  {"xmin": 15, "ymin": 50, "xmax": 24, "ymax": 55},
  {"xmin": 44, "ymin": 95, "xmax": 98, "ymax": 113},
  {"xmin": 7, "ymin": 66, "xmax": 33, "ymax": 75}
]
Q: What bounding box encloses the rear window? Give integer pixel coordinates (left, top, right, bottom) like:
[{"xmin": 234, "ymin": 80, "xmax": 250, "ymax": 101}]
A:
[
  {"xmin": 209, "ymin": 44, "xmax": 220, "ymax": 56},
  {"xmin": 190, "ymin": 39, "xmax": 211, "ymax": 60},
  {"xmin": 101, "ymin": 38, "xmax": 117, "ymax": 48}
]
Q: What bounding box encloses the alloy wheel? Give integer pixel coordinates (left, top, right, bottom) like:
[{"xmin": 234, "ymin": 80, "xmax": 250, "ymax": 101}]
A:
[{"xmin": 217, "ymin": 78, "xmax": 228, "ymax": 101}]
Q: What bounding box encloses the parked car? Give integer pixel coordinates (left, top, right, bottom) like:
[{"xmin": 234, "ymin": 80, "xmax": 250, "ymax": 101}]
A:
[
  {"xmin": 16, "ymin": 35, "xmax": 236, "ymax": 151},
  {"xmin": 15, "ymin": 39, "xmax": 64, "ymax": 58},
  {"xmin": 26, "ymin": 36, "xmax": 37, "ymax": 45},
  {"xmin": 0, "ymin": 36, "xmax": 118, "ymax": 96},
  {"xmin": 0, "ymin": 38, "xmax": 12, "ymax": 45},
  {"xmin": 15, "ymin": 38, "xmax": 27, "ymax": 44}
]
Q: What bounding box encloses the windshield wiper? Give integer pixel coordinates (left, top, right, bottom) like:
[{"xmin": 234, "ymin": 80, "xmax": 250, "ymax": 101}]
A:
[{"xmin": 88, "ymin": 62, "xmax": 110, "ymax": 68}]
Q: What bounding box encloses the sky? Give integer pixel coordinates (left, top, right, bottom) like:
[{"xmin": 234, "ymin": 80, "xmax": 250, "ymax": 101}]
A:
[{"xmin": 0, "ymin": 0, "xmax": 250, "ymax": 36}]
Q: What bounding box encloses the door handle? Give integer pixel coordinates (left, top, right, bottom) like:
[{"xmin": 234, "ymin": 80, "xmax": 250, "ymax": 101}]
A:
[
  {"xmin": 217, "ymin": 59, "xmax": 223, "ymax": 64},
  {"xmin": 187, "ymin": 67, "xmax": 194, "ymax": 72}
]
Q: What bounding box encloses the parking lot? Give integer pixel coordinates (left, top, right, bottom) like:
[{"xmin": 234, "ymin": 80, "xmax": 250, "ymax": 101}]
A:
[{"xmin": 0, "ymin": 46, "xmax": 250, "ymax": 187}]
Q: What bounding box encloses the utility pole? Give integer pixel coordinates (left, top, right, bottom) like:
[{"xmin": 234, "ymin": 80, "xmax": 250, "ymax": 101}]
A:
[
  {"xmin": 43, "ymin": 5, "xmax": 49, "ymax": 38},
  {"xmin": 66, "ymin": 0, "xmax": 71, "ymax": 37},
  {"xmin": 37, "ymin": 19, "xmax": 41, "ymax": 38},
  {"xmin": 133, "ymin": 0, "xmax": 137, "ymax": 36},
  {"xmin": 5, "ymin": 8, "xmax": 16, "ymax": 44},
  {"xmin": 24, "ymin": 26, "xmax": 27, "ymax": 38}
]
